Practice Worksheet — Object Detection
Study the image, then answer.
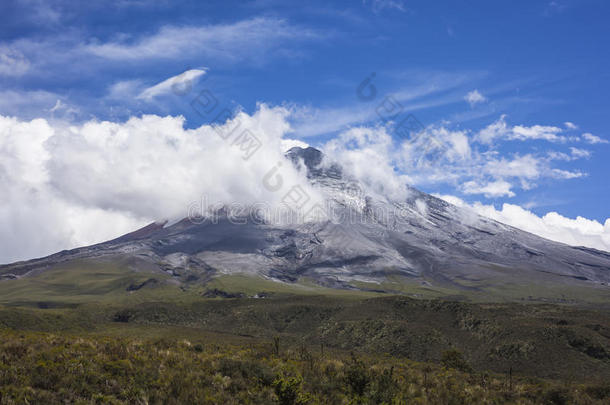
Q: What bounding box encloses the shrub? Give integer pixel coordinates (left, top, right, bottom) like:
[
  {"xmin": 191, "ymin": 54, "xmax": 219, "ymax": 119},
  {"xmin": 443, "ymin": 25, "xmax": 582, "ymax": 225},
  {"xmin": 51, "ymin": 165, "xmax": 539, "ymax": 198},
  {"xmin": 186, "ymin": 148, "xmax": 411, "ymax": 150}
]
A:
[
  {"xmin": 345, "ymin": 354, "xmax": 370, "ymax": 397},
  {"xmin": 112, "ymin": 310, "xmax": 132, "ymax": 323},
  {"xmin": 369, "ymin": 366, "xmax": 396, "ymax": 404},
  {"xmin": 584, "ymin": 383, "xmax": 610, "ymax": 400},
  {"xmin": 542, "ymin": 387, "xmax": 572, "ymax": 405},
  {"xmin": 441, "ymin": 349, "xmax": 472, "ymax": 373},
  {"xmin": 273, "ymin": 375, "xmax": 309, "ymax": 405}
]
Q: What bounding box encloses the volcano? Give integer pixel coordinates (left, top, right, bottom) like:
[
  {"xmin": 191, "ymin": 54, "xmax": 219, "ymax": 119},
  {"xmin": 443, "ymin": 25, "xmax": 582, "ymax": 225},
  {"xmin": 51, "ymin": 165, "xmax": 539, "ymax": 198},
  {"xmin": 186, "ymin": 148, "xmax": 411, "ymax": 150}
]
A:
[{"xmin": 1, "ymin": 147, "xmax": 609, "ymax": 304}]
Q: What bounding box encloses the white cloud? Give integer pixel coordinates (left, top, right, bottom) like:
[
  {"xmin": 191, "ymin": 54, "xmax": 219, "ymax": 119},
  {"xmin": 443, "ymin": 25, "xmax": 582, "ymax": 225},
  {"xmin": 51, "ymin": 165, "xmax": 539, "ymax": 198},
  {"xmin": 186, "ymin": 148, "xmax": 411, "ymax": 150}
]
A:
[
  {"xmin": 464, "ymin": 89, "xmax": 487, "ymax": 107},
  {"xmin": 582, "ymin": 132, "xmax": 608, "ymax": 144},
  {"xmin": 436, "ymin": 195, "xmax": 610, "ymax": 252},
  {"xmin": 15, "ymin": 0, "xmax": 62, "ymax": 25},
  {"xmin": 415, "ymin": 198, "xmax": 428, "ymax": 216},
  {"xmin": 511, "ymin": 124, "xmax": 565, "ymax": 142},
  {"xmin": 0, "ymin": 16, "xmax": 323, "ymax": 103},
  {"xmin": 137, "ymin": 69, "xmax": 207, "ymax": 101},
  {"xmin": 86, "ymin": 17, "xmax": 322, "ymax": 63},
  {"xmin": 569, "ymin": 147, "xmax": 591, "ymax": 159},
  {"xmin": 547, "ymin": 150, "xmax": 571, "ymax": 161},
  {"xmin": 322, "ymin": 126, "xmax": 411, "ymax": 201},
  {"xmin": 476, "ymin": 115, "xmax": 568, "ymax": 143},
  {"xmin": 476, "ymin": 114, "xmax": 509, "ymax": 144},
  {"xmin": 485, "ymin": 154, "xmax": 541, "ymax": 181},
  {"xmin": 435, "ymin": 194, "xmax": 466, "ymax": 208},
  {"xmin": 0, "ymin": 47, "xmax": 30, "ymax": 76},
  {"xmin": 483, "ymin": 154, "xmax": 584, "ymax": 187},
  {"xmin": 281, "ymin": 139, "xmax": 310, "ymax": 151},
  {"xmin": 434, "ymin": 127, "xmax": 471, "ymax": 161},
  {"xmin": 564, "ymin": 121, "xmax": 578, "ymax": 130},
  {"xmin": 0, "ymin": 105, "xmax": 323, "ymax": 263},
  {"xmin": 550, "ymin": 168, "xmax": 586, "ymax": 179},
  {"xmin": 0, "ymin": 90, "xmax": 77, "ymax": 120},
  {"xmin": 548, "ymin": 147, "xmax": 592, "ymax": 161},
  {"xmin": 462, "ymin": 180, "xmax": 515, "ymax": 198},
  {"xmin": 317, "ymin": 115, "xmax": 587, "ymax": 201},
  {"xmin": 107, "ymin": 79, "xmax": 143, "ymax": 100},
  {"xmin": 0, "ymin": 105, "xmax": 596, "ymax": 263}
]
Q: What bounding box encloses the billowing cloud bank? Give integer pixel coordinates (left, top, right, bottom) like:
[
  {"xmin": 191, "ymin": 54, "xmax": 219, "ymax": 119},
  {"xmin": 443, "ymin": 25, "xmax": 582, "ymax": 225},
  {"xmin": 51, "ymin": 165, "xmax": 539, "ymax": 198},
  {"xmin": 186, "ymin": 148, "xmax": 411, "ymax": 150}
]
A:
[
  {"xmin": 1, "ymin": 107, "xmax": 608, "ymax": 263},
  {"xmin": 0, "ymin": 105, "xmax": 321, "ymax": 263},
  {"xmin": 437, "ymin": 195, "xmax": 610, "ymax": 252}
]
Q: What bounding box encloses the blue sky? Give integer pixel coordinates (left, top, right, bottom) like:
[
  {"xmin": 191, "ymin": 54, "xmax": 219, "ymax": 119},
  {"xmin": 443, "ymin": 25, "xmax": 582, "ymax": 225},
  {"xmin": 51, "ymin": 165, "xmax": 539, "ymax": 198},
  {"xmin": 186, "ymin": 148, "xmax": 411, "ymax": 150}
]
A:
[{"xmin": 0, "ymin": 0, "xmax": 609, "ymax": 261}]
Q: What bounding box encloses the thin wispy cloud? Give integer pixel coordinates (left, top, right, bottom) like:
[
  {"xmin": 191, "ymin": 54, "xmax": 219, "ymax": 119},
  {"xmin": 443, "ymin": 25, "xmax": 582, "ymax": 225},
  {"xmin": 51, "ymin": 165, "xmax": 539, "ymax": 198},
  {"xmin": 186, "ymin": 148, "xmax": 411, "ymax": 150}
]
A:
[
  {"xmin": 290, "ymin": 71, "xmax": 479, "ymax": 137},
  {"xmin": 85, "ymin": 17, "xmax": 323, "ymax": 63},
  {"xmin": 0, "ymin": 47, "xmax": 30, "ymax": 76},
  {"xmin": 363, "ymin": 0, "xmax": 407, "ymax": 13},
  {"xmin": 545, "ymin": 0, "xmax": 568, "ymax": 15},
  {"xmin": 0, "ymin": 15, "xmax": 325, "ymax": 119},
  {"xmin": 0, "ymin": 89, "xmax": 75, "ymax": 120}
]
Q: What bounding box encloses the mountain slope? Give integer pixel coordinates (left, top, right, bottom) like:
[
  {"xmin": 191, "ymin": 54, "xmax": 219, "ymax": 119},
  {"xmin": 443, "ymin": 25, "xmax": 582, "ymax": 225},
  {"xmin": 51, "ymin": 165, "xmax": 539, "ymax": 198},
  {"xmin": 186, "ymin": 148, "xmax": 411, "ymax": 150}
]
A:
[{"xmin": 1, "ymin": 147, "xmax": 609, "ymax": 305}]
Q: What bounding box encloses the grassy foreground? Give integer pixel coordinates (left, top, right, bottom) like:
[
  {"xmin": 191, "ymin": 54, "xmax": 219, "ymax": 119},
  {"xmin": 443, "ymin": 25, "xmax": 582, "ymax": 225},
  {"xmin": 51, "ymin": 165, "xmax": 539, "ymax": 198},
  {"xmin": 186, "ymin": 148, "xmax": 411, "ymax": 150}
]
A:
[
  {"xmin": 0, "ymin": 263, "xmax": 609, "ymax": 403},
  {"xmin": 1, "ymin": 328, "xmax": 609, "ymax": 404}
]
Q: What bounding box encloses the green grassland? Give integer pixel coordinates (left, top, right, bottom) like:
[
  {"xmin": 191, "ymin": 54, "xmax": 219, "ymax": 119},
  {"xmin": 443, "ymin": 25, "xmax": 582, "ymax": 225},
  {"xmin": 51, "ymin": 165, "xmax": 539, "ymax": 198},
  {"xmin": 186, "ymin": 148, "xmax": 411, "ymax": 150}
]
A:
[
  {"xmin": 1, "ymin": 289, "xmax": 609, "ymax": 382},
  {"xmin": 1, "ymin": 257, "xmax": 608, "ymax": 307},
  {"xmin": 354, "ymin": 277, "xmax": 610, "ymax": 306},
  {"xmin": 1, "ymin": 260, "xmax": 610, "ymax": 403},
  {"xmin": 0, "ymin": 259, "xmax": 174, "ymax": 307}
]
